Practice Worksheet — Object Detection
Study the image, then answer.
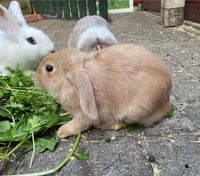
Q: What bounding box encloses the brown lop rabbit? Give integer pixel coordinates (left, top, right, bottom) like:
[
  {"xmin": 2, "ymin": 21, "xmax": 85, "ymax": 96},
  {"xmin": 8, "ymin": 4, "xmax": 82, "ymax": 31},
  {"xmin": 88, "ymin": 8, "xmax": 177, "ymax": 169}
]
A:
[{"xmin": 34, "ymin": 44, "xmax": 172, "ymax": 138}]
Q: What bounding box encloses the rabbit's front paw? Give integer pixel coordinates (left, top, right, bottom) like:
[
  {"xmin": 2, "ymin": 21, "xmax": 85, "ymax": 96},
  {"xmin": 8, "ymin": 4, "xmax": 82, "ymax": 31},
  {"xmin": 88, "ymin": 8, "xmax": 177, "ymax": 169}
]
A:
[{"xmin": 57, "ymin": 123, "xmax": 79, "ymax": 138}]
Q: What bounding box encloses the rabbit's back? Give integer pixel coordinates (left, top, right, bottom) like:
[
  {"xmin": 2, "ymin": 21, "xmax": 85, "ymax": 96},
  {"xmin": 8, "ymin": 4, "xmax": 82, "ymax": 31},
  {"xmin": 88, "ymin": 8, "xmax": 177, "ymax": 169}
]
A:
[
  {"xmin": 73, "ymin": 15, "xmax": 111, "ymax": 35},
  {"xmin": 84, "ymin": 44, "xmax": 171, "ymax": 126},
  {"xmin": 68, "ymin": 15, "xmax": 117, "ymax": 52}
]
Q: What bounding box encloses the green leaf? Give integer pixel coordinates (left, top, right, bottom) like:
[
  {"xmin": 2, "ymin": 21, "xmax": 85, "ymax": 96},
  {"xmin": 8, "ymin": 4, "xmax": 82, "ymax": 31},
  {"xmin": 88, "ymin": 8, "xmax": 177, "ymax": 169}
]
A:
[
  {"xmin": 0, "ymin": 90, "xmax": 4, "ymax": 98},
  {"xmin": 10, "ymin": 118, "xmax": 29, "ymax": 141},
  {"xmin": 9, "ymin": 76, "xmax": 18, "ymax": 86},
  {"xmin": 28, "ymin": 116, "xmax": 41, "ymax": 129},
  {"xmin": 0, "ymin": 121, "xmax": 10, "ymax": 132},
  {"xmin": 42, "ymin": 113, "xmax": 62, "ymax": 128},
  {"xmin": 0, "ymin": 147, "xmax": 6, "ymax": 159},
  {"xmin": 165, "ymin": 106, "xmax": 176, "ymax": 118},
  {"xmin": 35, "ymin": 136, "xmax": 59, "ymax": 152},
  {"xmin": 0, "ymin": 117, "xmax": 30, "ymax": 142},
  {"xmin": 126, "ymin": 123, "xmax": 141, "ymax": 133},
  {"xmin": 0, "ymin": 107, "xmax": 11, "ymax": 118},
  {"xmin": 8, "ymin": 102, "xmax": 24, "ymax": 109},
  {"xmin": 73, "ymin": 151, "xmax": 89, "ymax": 160}
]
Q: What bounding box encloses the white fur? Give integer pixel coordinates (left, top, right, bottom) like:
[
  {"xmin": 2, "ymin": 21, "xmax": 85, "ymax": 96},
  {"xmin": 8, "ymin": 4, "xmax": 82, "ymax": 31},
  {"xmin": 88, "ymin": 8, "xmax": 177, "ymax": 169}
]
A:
[
  {"xmin": 68, "ymin": 15, "xmax": 118, "ymax": 52},
  {"xmin": 0, "ymin": 1, "xmax": 54, "ymax": 75},
  {"xmin": 8, "ymin": 1, "xmax": 27, "ymax": 26},
  {"xmin": 77, "ymin": 26, "xmax": 118, "ymax": 50}
]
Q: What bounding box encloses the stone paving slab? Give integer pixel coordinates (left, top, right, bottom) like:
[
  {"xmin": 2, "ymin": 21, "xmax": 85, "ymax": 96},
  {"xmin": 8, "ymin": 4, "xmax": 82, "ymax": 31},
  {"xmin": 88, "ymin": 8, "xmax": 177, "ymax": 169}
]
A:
[{"xmin": 5, "ymin": 12, "xmax": 200, "ymax": 176}]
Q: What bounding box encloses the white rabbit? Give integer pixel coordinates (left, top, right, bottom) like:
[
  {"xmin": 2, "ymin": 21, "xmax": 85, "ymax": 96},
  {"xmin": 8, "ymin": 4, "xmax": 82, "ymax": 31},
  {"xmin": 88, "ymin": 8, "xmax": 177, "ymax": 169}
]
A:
[
  {"xmin": 0, "ymin": 1, "xmax": 54, "ymax": 75},
  {"xmin": 67, "ymin": 15, "xmax": 118, "ymax": 52}
]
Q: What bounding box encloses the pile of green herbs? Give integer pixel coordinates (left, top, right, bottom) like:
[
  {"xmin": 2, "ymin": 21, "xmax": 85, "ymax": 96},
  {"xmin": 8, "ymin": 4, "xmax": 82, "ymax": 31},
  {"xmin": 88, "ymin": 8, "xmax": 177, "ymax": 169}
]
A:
[{"xmin": 0, "ymin": 70, "xmax": 70, "ymax": 168}]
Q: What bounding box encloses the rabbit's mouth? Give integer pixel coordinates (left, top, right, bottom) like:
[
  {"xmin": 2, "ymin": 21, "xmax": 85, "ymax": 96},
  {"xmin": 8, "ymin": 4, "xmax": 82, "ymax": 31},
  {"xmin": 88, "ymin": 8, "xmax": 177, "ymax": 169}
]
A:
[{"xmin": 33, "ymin": 76, "xmax": 44, "ymax": 89}]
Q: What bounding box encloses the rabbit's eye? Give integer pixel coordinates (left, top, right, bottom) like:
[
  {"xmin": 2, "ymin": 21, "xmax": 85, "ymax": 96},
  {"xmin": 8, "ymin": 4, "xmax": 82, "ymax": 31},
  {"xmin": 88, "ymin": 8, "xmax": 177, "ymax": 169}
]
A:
[
  {"xmin": 26, "ymin": 37, "xmax": 37, "ymax": 45},
  {"xmin": 46, "ymin": 65, "xmax": 54, "ymax": 72}
]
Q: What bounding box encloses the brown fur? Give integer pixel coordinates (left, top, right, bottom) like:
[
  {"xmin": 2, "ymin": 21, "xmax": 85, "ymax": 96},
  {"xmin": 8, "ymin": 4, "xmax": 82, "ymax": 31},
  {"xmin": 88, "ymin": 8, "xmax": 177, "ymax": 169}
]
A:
[
  {"xmin": 0, "ymin": 8, "xmax": 4, "ymax": 17},
  {"xmin": 34, "ymin": 44, "xmax": 172, "ymax": 138}
]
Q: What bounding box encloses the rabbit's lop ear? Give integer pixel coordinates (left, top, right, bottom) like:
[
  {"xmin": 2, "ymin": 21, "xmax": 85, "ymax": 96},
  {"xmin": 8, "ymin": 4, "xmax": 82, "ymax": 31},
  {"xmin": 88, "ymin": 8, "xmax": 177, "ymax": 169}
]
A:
[
  {"xmin": 0, "ymin": 4, "xmax": 20, "ymax": 39},
  {"xmin": 8, "ymin": 1, "xmax": 27, "ymax": 26},
  {"xmin": 67, "ymin": 69, "xmax": 98, "ymax": 120}
]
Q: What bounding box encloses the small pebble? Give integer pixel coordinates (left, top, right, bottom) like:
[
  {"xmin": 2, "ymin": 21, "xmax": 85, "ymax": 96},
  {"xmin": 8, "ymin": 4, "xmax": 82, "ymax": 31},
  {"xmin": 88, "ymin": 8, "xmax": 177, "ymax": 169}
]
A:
[
  {"xmin": 185, "ymin": 164, "xmax": 189, "ymax": 169},
  {"xmin": 111, "ymin": 136, "xmax": 116, "ymax": 140},
  {"xmin": 148, "ymin": 155, "xmax": 156, "ymax": 162},
  {"xmin": 105, "ymin": 137, "xmax": 111, "ymax": 143}
]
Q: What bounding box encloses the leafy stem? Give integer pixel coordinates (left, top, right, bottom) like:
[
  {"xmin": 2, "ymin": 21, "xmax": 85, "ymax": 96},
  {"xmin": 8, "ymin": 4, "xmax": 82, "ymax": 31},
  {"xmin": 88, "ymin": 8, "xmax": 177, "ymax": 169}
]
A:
[
  {"xmin": 5, "ymin": 84, "xmax": 13, "ymax": 92},
  {"xmin": 9, "ymin": 133, "xmax": 81, "ymax": 176},
  {"xmin": 0, "ymin": 107, "xmax": 15, "ymax": 126},
  {"xmin": 2, "ymin": 140, "xmax": 25, "ymax": 161}
]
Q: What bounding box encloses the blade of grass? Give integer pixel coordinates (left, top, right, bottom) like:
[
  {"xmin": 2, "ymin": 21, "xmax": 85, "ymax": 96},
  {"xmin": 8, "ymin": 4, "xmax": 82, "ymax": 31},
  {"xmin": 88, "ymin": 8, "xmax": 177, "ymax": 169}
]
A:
[
  {"xmin": 8, "ymin": 133, "xmax": 81, "ymax": 176},
  {"xmin": 2, "ymin": 140, "xmax": 25, "ymax": 161},
  {"xmin": 0, "ymin": 142, "xmax": 11, "ymax": 172},
  {"xmin": 29, "ymin": 132, "xmax": 35, "ymax": 168}
]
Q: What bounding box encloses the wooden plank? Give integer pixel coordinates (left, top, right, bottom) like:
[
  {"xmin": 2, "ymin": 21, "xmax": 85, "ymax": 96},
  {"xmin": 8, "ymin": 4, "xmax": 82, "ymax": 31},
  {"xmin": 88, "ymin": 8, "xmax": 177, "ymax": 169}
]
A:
[
  {"xmin": 42, "ymin": 0, "xmax": 49, "ymax": 15},
  {"xmin": 30, "ymin": 0, "xmax": 34, "ymax": 13},
  {"xmin": 38, "ymin": 1, "xmax": 44, "ymax": 14},
  {"xmin": 48, "ymin": 0, "xmax": 56, "ymax": 16},
  {"xmin": 55, "ymin": 0, "xmax": 62, "ymax": 18},
  {"xmin": 69, "ymin": 0, "xmax": 79, "ymax": 19},
  {"xmin": 60, "ymin": 0, "xmax": 70, "ymax": 18},
  {"xmin": 36, "ymin": 0, "xmax": 48, "ymax": 15},
  {"xmin": 39, "ymin": 0, "xmax": 45, "ymax": 14},
  {"xmin": 78, "ymin": 0, "xmax": 87, "ymax": 18},
  {"xmin": 143, "ymin": 0, "xmax": 161, "ymax": 13},
  {"xmin": 32, "ymin": 0, "xmax": 42, "ymax": 14},
  {"xmin": 30, "ymin": 0, "xmax": 108, "ymax": 20},
  {"xmin": 88, "ymin": 0, "xmax": 97, "ymax": 15},
  {"xmin": 186, "ymin": 0, "xmax": 200, "ymax": 4},
  {"xmin": 99, "ymin": 0, "xmax": 108, "ymax": 21},
  {"xmin": 30, "ymin": 0, "xmax": 35, "ymax": 13},
  {"xmin": 185, "ymin": 2, "xmax": 200, "ymax": 23}
]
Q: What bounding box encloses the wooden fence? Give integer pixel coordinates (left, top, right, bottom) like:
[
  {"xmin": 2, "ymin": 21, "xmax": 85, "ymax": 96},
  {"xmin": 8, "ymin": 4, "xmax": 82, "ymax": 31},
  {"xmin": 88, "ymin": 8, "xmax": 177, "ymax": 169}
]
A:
[{"xmin": 31, "ymin": 0, "xmax": 108, "ymax": 20}]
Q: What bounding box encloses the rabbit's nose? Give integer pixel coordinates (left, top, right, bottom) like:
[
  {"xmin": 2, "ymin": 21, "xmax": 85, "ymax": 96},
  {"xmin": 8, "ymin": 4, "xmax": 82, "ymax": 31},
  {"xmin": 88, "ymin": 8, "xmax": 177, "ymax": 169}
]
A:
[{"xmin": 50, "ymin": 50, "xmax": 55, "ymax": 53}]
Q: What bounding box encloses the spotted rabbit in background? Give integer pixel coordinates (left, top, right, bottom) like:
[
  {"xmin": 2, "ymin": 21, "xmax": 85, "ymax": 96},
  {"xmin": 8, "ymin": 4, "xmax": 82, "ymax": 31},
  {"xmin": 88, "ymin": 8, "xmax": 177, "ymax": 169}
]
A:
[{"xmin": 67, "ymin": 15, "xmax": 118, "ymax": 52}]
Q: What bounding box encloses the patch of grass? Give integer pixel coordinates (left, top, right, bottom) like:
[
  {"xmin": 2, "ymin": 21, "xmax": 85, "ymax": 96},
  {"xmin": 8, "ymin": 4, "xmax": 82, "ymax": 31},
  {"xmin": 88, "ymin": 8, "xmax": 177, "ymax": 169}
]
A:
[
  {"xmin": 74, "ymin": 151, "xmax": 89, "ymax": 160},
  {"xmin": 126, "ymin": 123, "xmax": 141, "ymax": 133},
  {"xmin": 108, "ymin": 0, "xmax": 129, "ymax": 10}
]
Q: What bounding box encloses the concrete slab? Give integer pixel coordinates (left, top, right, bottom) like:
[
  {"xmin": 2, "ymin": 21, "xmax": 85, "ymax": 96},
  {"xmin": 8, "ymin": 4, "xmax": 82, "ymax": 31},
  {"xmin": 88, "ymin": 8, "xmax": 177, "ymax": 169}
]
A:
[{"xmin": 5, "ymin": 12, "xmax": 200, "ymax": 176}]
